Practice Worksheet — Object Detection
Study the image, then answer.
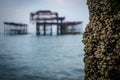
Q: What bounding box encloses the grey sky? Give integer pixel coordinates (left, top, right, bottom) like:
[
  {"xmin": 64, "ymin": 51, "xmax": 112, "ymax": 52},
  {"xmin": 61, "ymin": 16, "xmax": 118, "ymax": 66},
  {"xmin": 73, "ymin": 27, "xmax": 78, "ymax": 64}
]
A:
[{"xmin": 0, "ymin": 0, "xmax": 89, "ymax": 33}]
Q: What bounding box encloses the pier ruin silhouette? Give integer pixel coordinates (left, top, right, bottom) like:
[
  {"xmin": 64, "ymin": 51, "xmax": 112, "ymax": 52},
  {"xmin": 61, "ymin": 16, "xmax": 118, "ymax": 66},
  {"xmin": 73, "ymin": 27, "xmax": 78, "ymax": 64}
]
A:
[
  {"xmin": 30, "ymin": 10, "xmax": 82, "ymax": 35},
  {"xmin": 4, "ymin": 10, "xmax": 82, "ymax": 35},
  {"xmin": 4, "ymin": 22, "xmax": 28, "ymax": 35}
]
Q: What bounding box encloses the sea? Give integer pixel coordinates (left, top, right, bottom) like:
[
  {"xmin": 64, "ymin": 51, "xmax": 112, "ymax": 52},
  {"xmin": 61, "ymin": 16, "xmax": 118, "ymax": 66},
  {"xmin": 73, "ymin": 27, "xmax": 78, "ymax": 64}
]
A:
[{"xmin": 0, "ymin": 34, "xmax": 85, "ymax": 80}]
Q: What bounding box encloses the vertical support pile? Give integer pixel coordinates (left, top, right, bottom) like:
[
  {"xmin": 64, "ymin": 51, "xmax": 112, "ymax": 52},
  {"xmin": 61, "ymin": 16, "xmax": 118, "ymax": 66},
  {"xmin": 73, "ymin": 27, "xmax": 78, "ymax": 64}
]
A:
[
  {"xmin": 36, "ymin": 22, "xmax": 40, "ymax": 35},
  {"xmin": 83, "ymin": 0, "xmax": 120, "ymax": 80}
]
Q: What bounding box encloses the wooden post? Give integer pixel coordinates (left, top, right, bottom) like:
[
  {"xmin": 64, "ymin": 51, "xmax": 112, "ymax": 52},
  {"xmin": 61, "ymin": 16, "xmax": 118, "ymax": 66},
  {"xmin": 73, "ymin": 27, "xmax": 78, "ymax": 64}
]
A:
[{"xmin": 83, "ymin": 0, "xmax": 120, "ymax": 79}]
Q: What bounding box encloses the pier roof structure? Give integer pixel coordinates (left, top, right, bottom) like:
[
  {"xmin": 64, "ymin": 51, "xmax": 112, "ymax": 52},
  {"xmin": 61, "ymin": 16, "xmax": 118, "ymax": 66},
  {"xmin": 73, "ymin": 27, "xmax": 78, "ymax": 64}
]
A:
[{"xmin": 4, "ymin": 22, "xmax": 27, "ymax": 26}]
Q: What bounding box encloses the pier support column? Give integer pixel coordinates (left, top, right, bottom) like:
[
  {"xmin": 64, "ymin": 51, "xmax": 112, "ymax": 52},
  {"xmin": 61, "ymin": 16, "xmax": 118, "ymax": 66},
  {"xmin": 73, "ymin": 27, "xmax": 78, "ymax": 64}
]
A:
[
  {"xmin": 36, "ymin": 22, "xmax": 40, "ymax": 35},
  {"xmin": 43, "ymin": 23, "xmax": 46, "ymax": 35},
  {"xmin": 60, "ymin": 24, "xmax": 62, "ymax": 35},
  {"xmin": 83, "ymin": 0, "xmax": 120, "ymax": 80},
  {"xmin": 50, "ymin": 24, "xmax": 52, "ymax": 35},
  {"xmin": 4, "ymin": 23, "xmax": 5, "ymax": 35},
  {"xmin": 56, "ymin": 14, "xmax": 59, "ymax": 35},
  {"xmin": 60, "ymin": 20, "xmax": 63, "ymax": 35},
  {"xmin": 57, "ymin": 25, "xmax": 59, "ymax": 35},
  {"xmin": 25, "ymin": 26, "xmax": 27, "ymax": 34}
]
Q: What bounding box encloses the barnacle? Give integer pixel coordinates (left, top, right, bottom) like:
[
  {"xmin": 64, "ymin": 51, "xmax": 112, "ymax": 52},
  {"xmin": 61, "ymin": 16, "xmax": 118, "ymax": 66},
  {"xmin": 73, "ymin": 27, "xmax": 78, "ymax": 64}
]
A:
[{"xmin": 83, "ymin": 0, "xmax": 120, "ymax": 80}]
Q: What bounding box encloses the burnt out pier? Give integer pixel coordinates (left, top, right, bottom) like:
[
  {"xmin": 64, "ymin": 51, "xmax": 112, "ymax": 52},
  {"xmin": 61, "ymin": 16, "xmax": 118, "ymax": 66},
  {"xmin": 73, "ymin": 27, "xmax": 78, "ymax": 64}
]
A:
[
  {"xmin": 30, "ymin": 10, "xmax": 82, "ymax": 35},
  {"xmin": 4, "ymin": 22, "xmax": 28, "ymax": 35}
]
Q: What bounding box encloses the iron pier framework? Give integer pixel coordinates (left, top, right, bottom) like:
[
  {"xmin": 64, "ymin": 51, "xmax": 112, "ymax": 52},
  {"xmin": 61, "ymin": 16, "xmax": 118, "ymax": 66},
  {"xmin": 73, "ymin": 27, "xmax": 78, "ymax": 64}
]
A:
[
  {"xmin": 30, "ymin": 10, "xmax": 82, "ymax": 35},
  {"xmin": 4, "ymin": 22, "xmax": 28, "ymax": 35}
]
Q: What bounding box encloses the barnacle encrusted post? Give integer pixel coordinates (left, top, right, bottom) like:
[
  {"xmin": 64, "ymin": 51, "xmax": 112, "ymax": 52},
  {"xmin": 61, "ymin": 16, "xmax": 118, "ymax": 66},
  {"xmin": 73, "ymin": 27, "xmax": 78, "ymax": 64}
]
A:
[{"xmin": 82, "ymin": 0, "xmax": 120, "ymax": 80}]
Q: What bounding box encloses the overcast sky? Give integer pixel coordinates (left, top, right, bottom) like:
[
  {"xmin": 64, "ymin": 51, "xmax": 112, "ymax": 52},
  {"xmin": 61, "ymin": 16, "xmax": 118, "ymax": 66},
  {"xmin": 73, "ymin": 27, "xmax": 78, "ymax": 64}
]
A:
[{"xmin": 0, "ymin": 0, "xmax": 89, "ymax": 33}]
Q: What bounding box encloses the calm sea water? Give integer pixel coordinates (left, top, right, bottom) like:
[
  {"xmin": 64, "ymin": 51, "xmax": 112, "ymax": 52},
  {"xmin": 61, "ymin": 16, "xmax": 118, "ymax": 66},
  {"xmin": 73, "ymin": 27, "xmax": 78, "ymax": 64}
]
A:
[{"xmin": 0, "ymin": 34, "xmax": 84, "ymax": 80}]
